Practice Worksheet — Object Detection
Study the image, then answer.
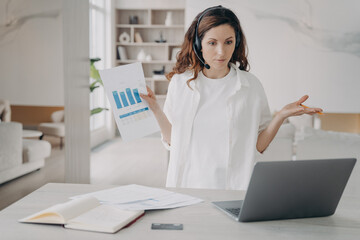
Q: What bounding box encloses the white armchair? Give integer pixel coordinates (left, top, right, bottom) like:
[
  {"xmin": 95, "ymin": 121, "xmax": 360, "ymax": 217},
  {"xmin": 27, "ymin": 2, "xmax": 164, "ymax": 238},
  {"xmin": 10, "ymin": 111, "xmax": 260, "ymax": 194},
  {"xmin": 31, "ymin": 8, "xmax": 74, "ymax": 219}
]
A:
[{"xmin": 38, "ymin": 110, "xmax": 65, "ymax": 148}]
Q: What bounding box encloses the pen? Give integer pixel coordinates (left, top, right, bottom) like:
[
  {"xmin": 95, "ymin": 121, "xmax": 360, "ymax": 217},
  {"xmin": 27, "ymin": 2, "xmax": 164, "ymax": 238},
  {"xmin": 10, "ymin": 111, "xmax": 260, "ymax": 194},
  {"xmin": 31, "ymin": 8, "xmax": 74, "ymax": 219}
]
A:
[{"xmin": 300, "ymin": 104, "xmax": 323, "ymax": 115}]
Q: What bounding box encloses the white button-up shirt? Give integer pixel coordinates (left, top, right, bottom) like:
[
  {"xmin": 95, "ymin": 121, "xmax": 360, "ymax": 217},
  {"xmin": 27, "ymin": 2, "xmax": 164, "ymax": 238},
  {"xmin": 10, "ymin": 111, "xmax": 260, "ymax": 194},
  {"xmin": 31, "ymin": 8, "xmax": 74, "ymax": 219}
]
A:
[{"xmin": 162, "ymin": 63, "xmax": 272, "ymax": 190}]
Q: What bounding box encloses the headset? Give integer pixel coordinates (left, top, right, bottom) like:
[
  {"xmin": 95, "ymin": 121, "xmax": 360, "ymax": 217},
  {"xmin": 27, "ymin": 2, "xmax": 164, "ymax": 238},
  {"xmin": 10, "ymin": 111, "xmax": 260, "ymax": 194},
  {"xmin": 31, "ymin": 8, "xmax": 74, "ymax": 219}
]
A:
[{"xmin": 193, "ymin": 5, "xmax": 241, "ymax": 69}]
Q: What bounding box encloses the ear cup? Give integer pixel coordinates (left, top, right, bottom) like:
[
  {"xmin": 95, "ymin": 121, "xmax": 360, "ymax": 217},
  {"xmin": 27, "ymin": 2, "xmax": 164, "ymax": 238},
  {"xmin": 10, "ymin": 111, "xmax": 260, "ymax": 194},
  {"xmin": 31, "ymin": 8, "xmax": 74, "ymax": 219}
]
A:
[
  {"xmin": 193, "ymin": 34, "xmax": 202, "ymax": 52},
  {"xmin": 193, "ymin": 6, "xmax": 223, "ymax": 58},
  {"xmin": 235, "ymin": 31, "xmax": 240, "ymax": 48}
]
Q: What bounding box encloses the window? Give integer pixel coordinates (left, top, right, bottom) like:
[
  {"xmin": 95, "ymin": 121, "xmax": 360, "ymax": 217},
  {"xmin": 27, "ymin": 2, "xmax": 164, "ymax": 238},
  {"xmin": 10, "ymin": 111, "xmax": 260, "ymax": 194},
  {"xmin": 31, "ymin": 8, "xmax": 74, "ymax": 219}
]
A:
[{"xmin": 89, "ymin": 0, "xmax": 109, "ymax": 131}]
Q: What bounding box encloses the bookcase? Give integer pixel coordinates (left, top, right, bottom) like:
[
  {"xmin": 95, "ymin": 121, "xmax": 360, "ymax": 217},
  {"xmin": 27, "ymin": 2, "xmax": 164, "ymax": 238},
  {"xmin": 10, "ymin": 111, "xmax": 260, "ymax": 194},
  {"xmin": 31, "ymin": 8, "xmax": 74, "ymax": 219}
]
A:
[{"xmin": 115, "ymin": 7, "xmax": 185, "ymax": 104}]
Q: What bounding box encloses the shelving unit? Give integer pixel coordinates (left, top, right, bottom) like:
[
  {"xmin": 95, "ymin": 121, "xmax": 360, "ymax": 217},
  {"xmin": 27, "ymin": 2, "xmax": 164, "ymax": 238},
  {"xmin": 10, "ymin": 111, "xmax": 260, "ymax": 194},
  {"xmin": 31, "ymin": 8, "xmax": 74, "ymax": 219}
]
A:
[{"xmin": 114, "ymin": 7, "xmax": 185, "ymax": 102}]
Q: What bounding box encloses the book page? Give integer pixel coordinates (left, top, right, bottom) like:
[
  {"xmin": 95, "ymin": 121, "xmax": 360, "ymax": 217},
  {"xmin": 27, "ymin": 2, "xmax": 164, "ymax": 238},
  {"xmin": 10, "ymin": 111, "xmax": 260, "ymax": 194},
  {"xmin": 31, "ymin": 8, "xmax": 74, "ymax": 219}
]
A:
[
  {"xmin": 19, "ymin": 197, "xmax": 100, "ymax": 224},
  {"xmin": 99, "ymin": 62, "xmax": 160, "ymax": 141},
  {"xmin": 65, "ymin": 205, "xmax": 144, "ymax": 233}
]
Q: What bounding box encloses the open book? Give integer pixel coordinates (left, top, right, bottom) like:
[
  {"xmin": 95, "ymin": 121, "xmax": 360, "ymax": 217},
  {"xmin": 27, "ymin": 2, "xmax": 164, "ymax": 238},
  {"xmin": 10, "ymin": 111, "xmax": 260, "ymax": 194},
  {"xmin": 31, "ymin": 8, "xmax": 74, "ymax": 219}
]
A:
[{"xmin": 19, "ymin": 196, "xmax": 144, "ymax": 233}]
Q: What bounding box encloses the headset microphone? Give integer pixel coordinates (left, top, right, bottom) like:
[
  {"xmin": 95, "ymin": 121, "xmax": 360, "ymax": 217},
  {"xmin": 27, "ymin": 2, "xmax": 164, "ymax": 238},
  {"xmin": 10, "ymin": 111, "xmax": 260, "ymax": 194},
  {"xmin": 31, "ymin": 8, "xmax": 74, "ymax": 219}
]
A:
[
  {"xmin": 192, "ymin": 6, "xmax": 240, "ymax": 71},
  {"xmin": 192, "ymin": 6, "xmax": 226, "ymax": 70},
  {"xmin": 193, "ymin": 42, "xmax": 210, "ymax": 69}
]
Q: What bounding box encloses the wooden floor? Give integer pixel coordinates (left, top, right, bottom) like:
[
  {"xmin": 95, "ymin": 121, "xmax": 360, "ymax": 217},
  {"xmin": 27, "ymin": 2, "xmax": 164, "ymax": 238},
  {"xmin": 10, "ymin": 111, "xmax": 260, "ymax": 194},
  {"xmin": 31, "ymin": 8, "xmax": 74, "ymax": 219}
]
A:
[{"xmin": 0, "ymin": 136, "xmax": 168, "ymax": 211}]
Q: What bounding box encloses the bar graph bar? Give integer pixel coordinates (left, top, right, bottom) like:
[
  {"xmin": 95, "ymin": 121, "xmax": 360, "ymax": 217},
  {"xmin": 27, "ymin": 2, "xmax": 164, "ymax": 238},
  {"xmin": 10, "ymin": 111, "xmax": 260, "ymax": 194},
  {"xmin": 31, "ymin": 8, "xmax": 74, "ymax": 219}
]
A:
[
  {"xmin": 133, "ymin": 88, "xmax": 142, "ymax": 103},
  {"xmin": 111, "ymin": 88, "xmax": 149, "ymax": 125},
  {"xmin": 119, "ymin": 107, "xmax": 149, "ymax": 119},
  {"xmin": 120, "ymin": 92, "xmax": 129, "ymax": 107},
  {"xmin": 126, "ymin": 88, "xmax": 136, "ymax": 105},
  {"xmin": 112, "ymin": 91, "xmax": 122, "ymax": 109},
  {"xmin": 113, "ymin": 88, "xmax": 144, "ymax": 111}
]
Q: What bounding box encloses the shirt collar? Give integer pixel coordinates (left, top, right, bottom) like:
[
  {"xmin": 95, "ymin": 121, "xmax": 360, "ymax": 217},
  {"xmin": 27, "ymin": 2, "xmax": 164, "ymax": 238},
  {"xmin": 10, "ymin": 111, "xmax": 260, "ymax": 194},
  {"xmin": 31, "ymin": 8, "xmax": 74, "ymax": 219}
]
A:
[
  {"xmin": 189, "ymin": 63, "xmax": 249, "ymax": 91},
  {"xmin": 229, "ymin": 62, "xmax": 249, "ymax": 92}
]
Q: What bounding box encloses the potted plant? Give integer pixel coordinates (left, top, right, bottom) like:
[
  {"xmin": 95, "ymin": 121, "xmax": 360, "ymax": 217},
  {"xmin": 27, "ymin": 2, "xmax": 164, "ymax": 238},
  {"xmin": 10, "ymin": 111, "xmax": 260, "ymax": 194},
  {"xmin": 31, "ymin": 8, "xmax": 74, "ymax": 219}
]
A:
[{"xmin": 90, "ymin": 58, "xmax": 108, "ymax": 115}]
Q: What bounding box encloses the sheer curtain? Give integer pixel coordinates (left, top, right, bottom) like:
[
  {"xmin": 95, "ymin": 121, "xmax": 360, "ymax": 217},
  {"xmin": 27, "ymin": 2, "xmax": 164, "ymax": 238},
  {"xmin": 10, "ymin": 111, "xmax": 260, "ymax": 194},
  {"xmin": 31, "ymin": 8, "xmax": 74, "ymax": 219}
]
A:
[{"xmin": 89, "ymin": 0, "xmax": 108, "ymax": 131}]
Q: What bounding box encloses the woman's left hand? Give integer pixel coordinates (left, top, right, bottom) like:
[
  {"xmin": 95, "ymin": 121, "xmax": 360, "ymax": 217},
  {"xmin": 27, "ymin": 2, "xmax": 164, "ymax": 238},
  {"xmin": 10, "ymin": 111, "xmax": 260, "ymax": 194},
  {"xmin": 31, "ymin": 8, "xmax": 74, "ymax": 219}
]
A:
[{"xmin": 278, "ymin": 95, "xmax": 323, "ymax": 120}]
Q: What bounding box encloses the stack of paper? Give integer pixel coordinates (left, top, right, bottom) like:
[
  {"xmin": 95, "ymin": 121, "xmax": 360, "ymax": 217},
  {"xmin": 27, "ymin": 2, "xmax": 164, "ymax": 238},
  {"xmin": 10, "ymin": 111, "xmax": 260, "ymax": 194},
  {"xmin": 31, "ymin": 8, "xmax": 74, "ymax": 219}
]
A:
[{"xmin": 71, "ymin": 184, "xmax": 203, "ymax": 211}]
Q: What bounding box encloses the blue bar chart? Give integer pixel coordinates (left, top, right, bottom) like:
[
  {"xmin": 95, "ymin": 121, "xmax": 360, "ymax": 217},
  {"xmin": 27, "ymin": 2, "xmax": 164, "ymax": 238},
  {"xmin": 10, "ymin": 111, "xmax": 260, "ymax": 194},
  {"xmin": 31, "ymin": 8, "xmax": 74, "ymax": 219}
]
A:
[
  {"xmin": 112, "ymin": 91, "xmax": 123, "ymax": 109},
  {"xmin": 126, "ymin": 88, "xmax": 136, "ymax": 105},
  {"xmin": 112, "ymin": 88, "xmax": 149, "ymax": 125},
  {"xmin": 100, "ymin": 62, "xmax": 160, "ymax": 141},
  {"xmin": 120, "ymin": 92, "xmax": 129, "ymax": 107},
  {"xmin": 133, "ymin": 89, "xmax": 142, "ymax": 103}
]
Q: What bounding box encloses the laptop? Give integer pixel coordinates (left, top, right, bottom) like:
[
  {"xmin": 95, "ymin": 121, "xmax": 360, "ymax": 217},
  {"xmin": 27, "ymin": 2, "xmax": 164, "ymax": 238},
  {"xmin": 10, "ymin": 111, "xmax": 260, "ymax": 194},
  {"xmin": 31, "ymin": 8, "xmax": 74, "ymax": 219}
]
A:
[{"xmin": 213, "ymin": 158, "xmax": 356, "ymax": 222}]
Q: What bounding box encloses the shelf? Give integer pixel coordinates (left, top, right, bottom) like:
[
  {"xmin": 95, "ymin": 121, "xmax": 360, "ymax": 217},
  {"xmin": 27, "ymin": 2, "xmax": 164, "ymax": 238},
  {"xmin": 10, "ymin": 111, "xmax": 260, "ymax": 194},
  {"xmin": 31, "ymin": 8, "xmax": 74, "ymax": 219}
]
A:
[
  {"xmin": 116, "ymin": 60, "xmax": 176, "ymax": 64},
  {"xmin": 145, "ymin": 77, "xmax": 168, "ymax": 82},
  {"xmin": 116, "ymin": 42, "xmax": 182, "ymax": 46},
  {"xmin": 117, "ymin": 24, "xmax": 184, "ymax": 29},
  {"xmin": 115, "ymin": 6, "xmax": 184, "ymax": 109}
]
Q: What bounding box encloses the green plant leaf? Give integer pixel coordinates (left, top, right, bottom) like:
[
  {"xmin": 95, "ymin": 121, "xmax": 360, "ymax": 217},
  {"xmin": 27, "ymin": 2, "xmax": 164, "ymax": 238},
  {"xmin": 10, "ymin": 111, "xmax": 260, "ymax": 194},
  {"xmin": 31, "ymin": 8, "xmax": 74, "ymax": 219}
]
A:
[
  {"xmin": 89, "ymin": 58, "xmax": 103, "ymax": 94},
  {"xmin": 90, "ymin": 58, "xmax": 101, "ymax": 64},
  {"xmin": 90, "ymin": 85, "xmax": 100, "ymax": 92},
  {"xmin": 91, "ymin": 107, "xmax": 109, "ymax": 115},
  {"xmin": 90, "ymin": 58, "xmax": 103, "ymax": 86}
]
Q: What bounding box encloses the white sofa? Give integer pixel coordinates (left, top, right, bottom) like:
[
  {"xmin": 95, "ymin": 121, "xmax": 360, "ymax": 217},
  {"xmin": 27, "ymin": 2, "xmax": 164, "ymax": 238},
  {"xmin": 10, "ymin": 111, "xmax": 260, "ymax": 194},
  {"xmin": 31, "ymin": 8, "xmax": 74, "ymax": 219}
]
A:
[
  {"xmin": 258, "ymin": 123, "xmax": 295, "ymax": 162},
  {"xmin": 296, "ymin": 128, "xmax": 360, "ymax": 197},
  {"xmin": 0, "ymin": 122, "xmax": 51, "ymax": 184},
  {"xmin": 259, "ymin": 121, "xmax": 360, "ymax": 197}
]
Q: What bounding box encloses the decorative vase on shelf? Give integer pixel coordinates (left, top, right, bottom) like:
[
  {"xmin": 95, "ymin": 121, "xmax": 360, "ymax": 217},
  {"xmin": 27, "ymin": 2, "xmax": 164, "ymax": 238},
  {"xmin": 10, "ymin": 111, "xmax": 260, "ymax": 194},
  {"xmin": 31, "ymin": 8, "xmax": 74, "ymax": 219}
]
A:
[
  {"xmin": 145, "ymin": 54, "xmax": 152, "ymax": 61},
  {"xmin": 119, "ymin": 32, "xmax": 130, "ymax": 43},
  {"xmin": 137, "ymin": 49, "xmax": 146, "ymax": 61},
  {"xmin": 165, "ymin": 11, "xmax": 173, "ymax": 26}
]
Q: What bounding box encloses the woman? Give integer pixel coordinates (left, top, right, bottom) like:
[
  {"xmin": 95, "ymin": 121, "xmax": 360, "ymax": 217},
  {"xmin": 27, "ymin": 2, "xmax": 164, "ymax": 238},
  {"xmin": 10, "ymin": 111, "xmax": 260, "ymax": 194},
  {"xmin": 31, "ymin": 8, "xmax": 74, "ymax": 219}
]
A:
[{"xmin": 140, "ymin": 6, "xmax": 322, "ymax": 190}]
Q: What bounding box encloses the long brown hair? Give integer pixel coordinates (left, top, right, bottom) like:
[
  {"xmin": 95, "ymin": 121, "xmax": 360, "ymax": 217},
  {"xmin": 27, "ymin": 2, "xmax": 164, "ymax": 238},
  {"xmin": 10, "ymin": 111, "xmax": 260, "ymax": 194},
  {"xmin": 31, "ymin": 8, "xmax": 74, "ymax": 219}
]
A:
[{"xmin": 166, "ymin": 6, "xmax": 250, "ymax": 88}]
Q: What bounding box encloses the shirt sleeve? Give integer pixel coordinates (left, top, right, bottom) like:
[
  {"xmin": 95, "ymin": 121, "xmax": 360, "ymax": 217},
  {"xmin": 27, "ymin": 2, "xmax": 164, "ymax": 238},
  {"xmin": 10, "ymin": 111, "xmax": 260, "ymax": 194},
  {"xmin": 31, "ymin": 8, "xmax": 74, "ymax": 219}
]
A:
[
  {"xmin": 258, "ymin": 84, "xmax": 272, "ymax": 135},
  {"xmin": 160, "ymin": 76, "xmax": 175, "ymax": 150},
  {"xmin": 256, "ymin": 78, "xmax": 272, "ymax": 156}
]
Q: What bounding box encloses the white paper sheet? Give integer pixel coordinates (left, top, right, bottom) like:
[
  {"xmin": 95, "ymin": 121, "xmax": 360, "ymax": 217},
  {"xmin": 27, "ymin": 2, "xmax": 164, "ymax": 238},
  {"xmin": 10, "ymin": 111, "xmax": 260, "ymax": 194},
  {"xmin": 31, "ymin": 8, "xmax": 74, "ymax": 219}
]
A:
[
  {"xmin": 70, "ymin": 184, "xmax": 164, "ymax": 204},
  {"xmin": 70, "ymin": 184, "xmax": 203, "ymax": 211},
  {"xmin": 99, "ymin": 62, "xmax": 160, "ymax": 141}
]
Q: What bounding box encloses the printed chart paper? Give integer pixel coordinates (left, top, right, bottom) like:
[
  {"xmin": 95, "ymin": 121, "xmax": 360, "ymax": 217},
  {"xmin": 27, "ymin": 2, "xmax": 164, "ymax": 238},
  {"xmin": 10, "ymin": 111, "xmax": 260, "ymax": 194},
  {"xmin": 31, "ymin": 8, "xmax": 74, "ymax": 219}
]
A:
[{"xmin": 99, "ymin": 62, "xmax": 160, "ymax": 141}]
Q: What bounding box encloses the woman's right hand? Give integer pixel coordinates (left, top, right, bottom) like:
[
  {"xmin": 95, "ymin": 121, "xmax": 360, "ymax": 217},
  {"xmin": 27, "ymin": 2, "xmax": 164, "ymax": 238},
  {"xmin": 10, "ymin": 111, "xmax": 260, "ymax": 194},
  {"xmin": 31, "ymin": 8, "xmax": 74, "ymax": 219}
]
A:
[
  {"xmin": 141, "ymin": 86, "xmax": 172, "ymax": 145},
  {"xmin": 140, "ymin": 86, "xmax": 160, "ymax": 113}
]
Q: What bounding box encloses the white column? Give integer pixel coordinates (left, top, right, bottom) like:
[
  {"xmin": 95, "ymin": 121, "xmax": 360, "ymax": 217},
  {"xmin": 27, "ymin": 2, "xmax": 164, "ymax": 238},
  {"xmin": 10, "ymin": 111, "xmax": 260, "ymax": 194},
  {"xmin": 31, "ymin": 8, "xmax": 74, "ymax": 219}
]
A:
[{"xmin": 63, "ymin": 0, "xmax": 90, "ymax": 183}]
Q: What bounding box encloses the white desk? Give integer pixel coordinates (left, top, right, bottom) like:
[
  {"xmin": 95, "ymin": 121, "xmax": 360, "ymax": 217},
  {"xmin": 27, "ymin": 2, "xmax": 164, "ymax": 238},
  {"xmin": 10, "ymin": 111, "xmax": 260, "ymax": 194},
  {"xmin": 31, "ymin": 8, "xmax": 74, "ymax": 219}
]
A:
[{"xmin": 1, "ymin": 183, "xmax": 360, "ymax": 240}]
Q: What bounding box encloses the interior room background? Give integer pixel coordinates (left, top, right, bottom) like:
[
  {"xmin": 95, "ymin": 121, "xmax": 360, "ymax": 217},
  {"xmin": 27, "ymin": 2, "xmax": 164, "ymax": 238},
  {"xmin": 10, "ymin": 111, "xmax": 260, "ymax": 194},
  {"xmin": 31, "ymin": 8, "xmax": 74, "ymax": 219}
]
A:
[
  {"xmin": 0, "ymin": 0, "xmax": 359, "ymax": 187},
  {"xmin": 1, "ymin": 0, "xmax": 359, "ymax": 137}
]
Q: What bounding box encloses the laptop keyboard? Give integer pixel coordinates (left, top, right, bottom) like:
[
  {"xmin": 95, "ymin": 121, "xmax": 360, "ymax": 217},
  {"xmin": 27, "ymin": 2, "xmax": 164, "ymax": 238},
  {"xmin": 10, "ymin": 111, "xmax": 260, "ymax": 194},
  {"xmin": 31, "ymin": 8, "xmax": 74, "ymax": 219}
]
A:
[{"xmin": 226, "ymin": 208, "xmax": 241, "ymax": 217}]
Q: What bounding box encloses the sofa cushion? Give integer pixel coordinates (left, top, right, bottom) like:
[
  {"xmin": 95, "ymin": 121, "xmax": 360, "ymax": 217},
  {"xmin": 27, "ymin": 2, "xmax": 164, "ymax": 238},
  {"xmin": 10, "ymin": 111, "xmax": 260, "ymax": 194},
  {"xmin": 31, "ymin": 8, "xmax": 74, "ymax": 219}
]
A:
[
  {"xmin": 275, "ymin": 123, "xmax": 296, "ymax": 139},
  {"xmin": 288, "ymin": 114, "xmax": 314, "ymax": 131},
  {"xmin": 51, "ymin": 110, "xmax": 64, "ymax": 123},
  {"xmin": 38, "ymin": 123, "xmax": 65, "ymax": 137},
  {"xmin": 0, "ymin": 122, "xmax": 22, "ymax": 171},
  {"xmin": 303, "ymin": 127, "xmax": 360, "ymax": 143},
  {"xmin": 22, "ymin": 139, "xmax": 51, "ymax": 163}
]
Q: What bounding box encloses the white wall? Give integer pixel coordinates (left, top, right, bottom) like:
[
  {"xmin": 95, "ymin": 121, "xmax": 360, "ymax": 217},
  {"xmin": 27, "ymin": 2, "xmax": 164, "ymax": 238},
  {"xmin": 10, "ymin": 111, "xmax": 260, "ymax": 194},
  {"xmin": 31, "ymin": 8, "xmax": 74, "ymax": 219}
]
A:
[
  {"xmin": 186, "ymin": 0, "xmax": 360, "ymax": 113},
  {"xmin": 0, "ymin": 0, "xmax": 63, "ymax": 106},
  {"xmin": 115, "ymin": 0, "xmax": 184, "ymax": 9}
]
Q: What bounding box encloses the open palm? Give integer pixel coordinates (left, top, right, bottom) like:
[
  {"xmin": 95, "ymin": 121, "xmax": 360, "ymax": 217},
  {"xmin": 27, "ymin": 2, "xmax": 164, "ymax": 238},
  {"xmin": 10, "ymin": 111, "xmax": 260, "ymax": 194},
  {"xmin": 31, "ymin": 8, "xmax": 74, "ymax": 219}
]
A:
[{"xmin": 279, "ymin": 95, "xmax": 323, "ymax": 119}]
